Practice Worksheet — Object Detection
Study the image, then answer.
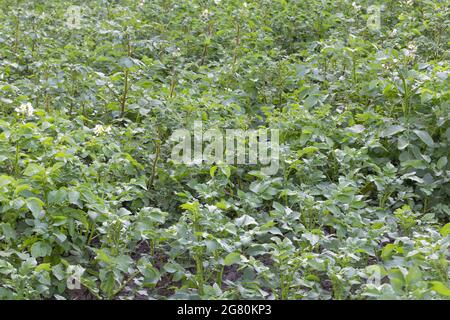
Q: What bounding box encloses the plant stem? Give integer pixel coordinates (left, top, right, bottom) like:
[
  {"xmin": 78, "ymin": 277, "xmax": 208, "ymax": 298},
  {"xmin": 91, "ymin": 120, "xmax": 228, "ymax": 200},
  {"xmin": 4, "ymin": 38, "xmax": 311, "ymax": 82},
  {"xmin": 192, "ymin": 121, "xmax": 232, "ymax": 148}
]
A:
[
  {"xmin": 169, "ymin": 63, "xmax": 177, "ymax": 98},
  {"xmin": 111, "ymin": 271, "xmax": 140, "ymax": 298},
  {"xmin": 14, "ymin": 143, "xmax": 20, "ymax": 177},
  {"xmin": 400, "ymin": 74, "xmax": 410, "ymax": 118},
  {"xmin": 148, "ymin": 141, "xmax": 161, "ymax": 189},
  {"xmin": 13, "ymin": 16, "xmax": 20, "ymax": 54},
  {"xmin": 233, "ymin": 22, "xmax": 241, "ymax": 65},
  {"xmin": 120, "ymin": 68, "xmax": 129, "ymax": 117},
  {"xmin": 120, "ymin": 33, "xmax": 132, "ymax": 117}
]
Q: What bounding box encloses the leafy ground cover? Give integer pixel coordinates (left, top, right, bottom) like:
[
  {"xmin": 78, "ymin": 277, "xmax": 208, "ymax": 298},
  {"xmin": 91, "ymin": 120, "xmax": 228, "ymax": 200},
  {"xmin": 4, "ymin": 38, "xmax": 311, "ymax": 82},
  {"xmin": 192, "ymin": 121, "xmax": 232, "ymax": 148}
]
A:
[{"xmin": 0, "ymin": 0, "xmax": 449, "ymax": 299}]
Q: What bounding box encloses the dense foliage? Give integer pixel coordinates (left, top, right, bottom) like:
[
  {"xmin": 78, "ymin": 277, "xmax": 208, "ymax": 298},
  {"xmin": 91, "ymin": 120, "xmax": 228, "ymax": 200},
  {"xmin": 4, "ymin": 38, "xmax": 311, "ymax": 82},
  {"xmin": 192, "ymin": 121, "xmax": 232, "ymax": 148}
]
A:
[{"xmin": 0, "ymin": 0, "xmax": 449, "ymax": 300}]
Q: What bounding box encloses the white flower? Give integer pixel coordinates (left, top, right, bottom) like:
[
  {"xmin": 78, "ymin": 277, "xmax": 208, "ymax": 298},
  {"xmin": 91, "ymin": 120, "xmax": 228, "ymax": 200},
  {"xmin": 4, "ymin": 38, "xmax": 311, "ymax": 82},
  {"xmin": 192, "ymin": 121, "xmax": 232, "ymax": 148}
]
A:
[
  {"xmin": 404, "ymin": 42, "xmax": 417, "ymax": 58},
  {"xmin": 201, "ymin": 9, "xmax": 210, "ymax": 19},
  {"xmin": 243, "ymin": 2, "xmax": 248, "ymax": 8},
  {"xmin": 93, "ymin": 124, "xmax": 112, "ymax": 136},
  {"xmin": 407, "ymin": 42, "xmax": 417, "ymax": 53},
  {"xmin": 139, "ymin": 0, "xmax": 145, "ymax": 7},
  {"xmin": 389, "ymin": 29, "xmax": 398, "ymax": 37},
  {"xmin": 352, "ymin": 2, "xmax": 361, "ymax": 11},
  {"xmin": 172, "ymin": 47, "xmax": 181, "ymax": 58},
  {"xmin": 214, "ymin": 0, "xmax": 221, "ymax": 4},
  {"xmin": 15, "ymin": 102, "xmax": 34, "ymax": 117}
]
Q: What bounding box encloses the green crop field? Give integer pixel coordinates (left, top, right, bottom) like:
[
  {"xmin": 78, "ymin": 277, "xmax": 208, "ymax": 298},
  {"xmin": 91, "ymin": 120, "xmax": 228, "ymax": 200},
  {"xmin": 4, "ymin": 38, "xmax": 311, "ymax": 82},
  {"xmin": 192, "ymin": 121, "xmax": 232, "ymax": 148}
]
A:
[{"xmin": 0, "ymin": 0, "xmax": 448, "ymax": 300}]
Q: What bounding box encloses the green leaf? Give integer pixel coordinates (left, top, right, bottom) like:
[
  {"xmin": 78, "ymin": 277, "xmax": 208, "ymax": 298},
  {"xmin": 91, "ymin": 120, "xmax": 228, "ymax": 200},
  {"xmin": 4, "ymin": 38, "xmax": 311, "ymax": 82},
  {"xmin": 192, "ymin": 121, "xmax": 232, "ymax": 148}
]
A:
[
  {"xmin": 26, "ymin": 198, "xmax": 44, "ymax": 218},
  {"xmin": 437, "ymin": 157, "xmax": 448, "ymax": 170},
  {"xmin": 180, "ymin": 201, "xmax": 200, "ymax": 213},
  {"xmin": 347, "ymin": 125, "xmax": 365, "ymax": 134},
  {"xmin": 68, "ymin": 191, "xmax": 81, "ymax": 206},
  {"xmin": 405, "ymin": 267, "xmax": 422, "ymax": 286},
  {"xmin": 431, "ymin": 281, "xmax": 450, "ymax": 297},
  {"xmin": 439, "ymin": 223, "xmax": 450, "ymax": 237},
  {"xmin": 382, "ymin": 125, "xmax": 405, "ymax": 137},
  {"xmin": 304, "ymin": 94, "xmax": 319, "ymax": 108},
  {"xmin": 303, "ymin": 232, "xmax": 320, "ymax": 246},
  {"xmin": 118, "ymin": 57, "xmax": 133, "ymax": 68},
  {"xmin": 31, "ymin": 241, "xmax": 52, "ymax": 258},
  {"xmin": 100, "ymin": 270, "xmax": 115, "ymax": 297},
  {"xmin": 141, "ymin": 207, "xmax": 168, "ymax": 224},
  {"xmin": 23, "ymin": 164, "xmax": 44, "ymax": 177},
  {"xmin": 114, "ymin": 255, "xmax": 133, "ymax": 273},
  {"xmin": 235, "ymin": 214, "xmax": 257, "ymax": 227},
  {"xmin": 381, "ymin": 243, "xmax": 395, "ymax": 261},
  {"xmin": 95, "ymin": 249, "xmax": 111, "ymax": 264},
  {"xmin": 220, "ymin": 166, "xmax": 231, "ymax": 178},
  {"xmin": 298, "ymin": 146, "xmax": 319, "ymax": 157},
  {"xmin": 51, "ymin": 264, "xmax": 65, "ymax": 281},
  {"xmin": 0, "ymin": 223, "xmax": 16, "ymax": 241},
  {"xmin": 163, "ymin": 263, "xmax": 180, "ymax": 273},
  {"xmin": 223, "ymin": 252, "xmax": 241, "ymax": 266},
  {"xmin": 0, "ymin": 175, "xmax": 13, "ymax": 188},
  {"xmin": 138, "ymin": 264, "xmax": 161, "ymax": 286},
  {"xmin": 272, "ymin": 201, "xmax": 285, "ymax": 213},
  {"xmin": 48, "ymin": 189, "xmax": 67, "ymax": 205},
  {"xmin": 35, "ymin": 263, "xmax": 52, "ymax": 272},
  {"xmin": 413, "ymin": 130, "xmax": 434, "ymax": 147},
  {"xmin": 210, "ymin": 165, "xmax": 218, "ymax": 178},
  {"xmin": 397, "ymin": 136, "xmax": 409, "ymax": 150}
]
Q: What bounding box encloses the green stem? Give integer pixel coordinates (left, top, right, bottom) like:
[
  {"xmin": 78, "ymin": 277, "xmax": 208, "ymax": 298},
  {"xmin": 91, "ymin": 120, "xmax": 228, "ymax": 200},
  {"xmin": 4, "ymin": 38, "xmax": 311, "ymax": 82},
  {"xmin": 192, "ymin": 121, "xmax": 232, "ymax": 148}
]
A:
[
  {"xmin": 14, "ymin": 143, "xmax": 20, "ymax": 177},
  {"xmin": 217, "ymin": 265, "xmax": 224, "ymax": 288},
  {"xmin": 111, "ymin": 271, "xmax": 140, "ymax": 298},
  {"xmin": 148, "ymin": 141, "xmax": 161, "ymax": 189},
  {"xmin": 87, "ymin": 222, "xmax": 96, "ymax": 246},
  {"xmin": 120, "ymin": 69, "xmax": 129, "ymax": 117},
  {"xmin": 14, "ymin": 16, "xmax": 20, "ymax": 54}
]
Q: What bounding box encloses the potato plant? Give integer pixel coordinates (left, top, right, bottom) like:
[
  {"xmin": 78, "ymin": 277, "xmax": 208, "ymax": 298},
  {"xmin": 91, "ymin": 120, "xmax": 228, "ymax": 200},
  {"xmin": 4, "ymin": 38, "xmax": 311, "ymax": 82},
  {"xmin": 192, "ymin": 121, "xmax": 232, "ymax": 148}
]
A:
[{"xmin": 0, "ymin": 0, "xmax": 449, "ymax": 300}]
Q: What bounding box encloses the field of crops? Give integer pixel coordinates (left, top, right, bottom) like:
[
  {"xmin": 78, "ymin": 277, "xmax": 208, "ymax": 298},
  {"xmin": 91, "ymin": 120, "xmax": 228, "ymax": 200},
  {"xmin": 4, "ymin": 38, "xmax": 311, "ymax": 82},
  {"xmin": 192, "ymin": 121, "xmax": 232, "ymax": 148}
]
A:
[{"xmin": 0, "ymin": 0, "xmax": 449, "ymax": 300}]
